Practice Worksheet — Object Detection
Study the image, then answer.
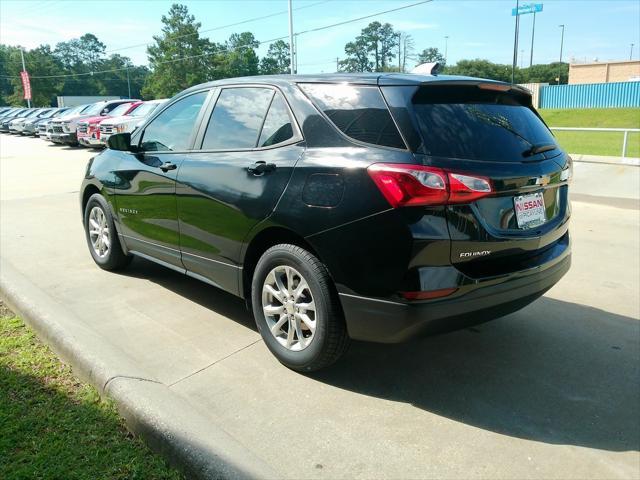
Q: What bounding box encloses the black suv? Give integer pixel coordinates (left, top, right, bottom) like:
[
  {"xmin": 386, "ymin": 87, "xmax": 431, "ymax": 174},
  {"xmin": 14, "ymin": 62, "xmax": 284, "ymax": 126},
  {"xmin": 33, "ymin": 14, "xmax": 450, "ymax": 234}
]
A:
[{"xmin": 80, "ymin": 73, "xmax": 571, "ymax": 371}]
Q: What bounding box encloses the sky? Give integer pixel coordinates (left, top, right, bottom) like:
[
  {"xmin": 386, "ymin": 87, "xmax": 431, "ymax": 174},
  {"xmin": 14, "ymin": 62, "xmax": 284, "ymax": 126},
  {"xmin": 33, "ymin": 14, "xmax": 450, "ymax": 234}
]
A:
[{"xmin": 1, "ymin": 0, "xmax": 639, "ymax": 74}]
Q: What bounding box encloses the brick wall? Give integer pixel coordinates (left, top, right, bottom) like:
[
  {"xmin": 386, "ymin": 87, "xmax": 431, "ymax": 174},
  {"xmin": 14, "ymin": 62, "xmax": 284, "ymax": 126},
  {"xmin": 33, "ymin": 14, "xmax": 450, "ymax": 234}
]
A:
[{"xmin": 569, "ymin": 61, "xmax": 640, "ymax": 84}]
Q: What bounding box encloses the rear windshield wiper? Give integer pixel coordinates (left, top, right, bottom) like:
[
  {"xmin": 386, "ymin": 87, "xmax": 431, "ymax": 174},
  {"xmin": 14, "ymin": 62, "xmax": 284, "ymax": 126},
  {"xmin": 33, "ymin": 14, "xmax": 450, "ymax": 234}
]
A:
[{"xmin": 522, "ymin": 143, "xmax": 557, "ymax": 157}]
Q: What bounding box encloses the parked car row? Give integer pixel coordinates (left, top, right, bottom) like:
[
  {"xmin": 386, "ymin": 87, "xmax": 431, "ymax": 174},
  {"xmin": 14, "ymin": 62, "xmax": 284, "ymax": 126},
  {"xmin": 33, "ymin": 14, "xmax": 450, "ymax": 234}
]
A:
[{"xmin": 0, "ymin": 98, "xmax": 167, "ymax": 148}]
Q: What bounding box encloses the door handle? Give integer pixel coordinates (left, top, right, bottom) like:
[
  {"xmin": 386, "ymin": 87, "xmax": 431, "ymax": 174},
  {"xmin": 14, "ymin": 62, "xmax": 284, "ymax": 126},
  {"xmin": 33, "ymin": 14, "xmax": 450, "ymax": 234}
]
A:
[
  {"xmin": 159, "ymin": 161, "xmax": 177, "ymax": 172},
  {"xmin": 247, "ymin": 161, "xmax": 276, "ymax": 176}
]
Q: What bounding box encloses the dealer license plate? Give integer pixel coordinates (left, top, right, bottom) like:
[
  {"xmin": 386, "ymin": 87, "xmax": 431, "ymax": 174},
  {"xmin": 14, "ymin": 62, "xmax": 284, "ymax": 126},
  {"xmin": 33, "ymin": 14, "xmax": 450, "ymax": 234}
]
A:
[{"xmin": 514, "ymin": 192, "xmax": 546, "ymax": 229}]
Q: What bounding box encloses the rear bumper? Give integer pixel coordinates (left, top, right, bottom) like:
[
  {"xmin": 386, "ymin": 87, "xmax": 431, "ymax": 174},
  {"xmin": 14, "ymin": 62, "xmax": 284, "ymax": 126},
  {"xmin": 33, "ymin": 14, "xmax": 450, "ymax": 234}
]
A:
[{"xmin": 339, "ymin": 238, "xmax": 571, "ymax": 343}]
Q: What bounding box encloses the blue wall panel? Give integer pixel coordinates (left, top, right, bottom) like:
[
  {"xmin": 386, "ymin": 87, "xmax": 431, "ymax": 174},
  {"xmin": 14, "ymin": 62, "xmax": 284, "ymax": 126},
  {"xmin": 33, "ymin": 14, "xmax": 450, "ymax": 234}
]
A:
[{"xmin": 539, "ymin": 81, "xmax": 640, "ymax": 109}]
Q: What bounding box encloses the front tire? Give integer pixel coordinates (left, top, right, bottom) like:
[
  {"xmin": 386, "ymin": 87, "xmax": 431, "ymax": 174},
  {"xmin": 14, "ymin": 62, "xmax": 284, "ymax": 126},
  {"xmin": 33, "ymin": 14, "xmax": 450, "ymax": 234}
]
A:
[
  {"xmin": 83, "ymin": 193, "xmax": 131, "ymax": 271},
  {"xmin": 251, "ymin": 244, "xmax": 350, "ymax": 372}
]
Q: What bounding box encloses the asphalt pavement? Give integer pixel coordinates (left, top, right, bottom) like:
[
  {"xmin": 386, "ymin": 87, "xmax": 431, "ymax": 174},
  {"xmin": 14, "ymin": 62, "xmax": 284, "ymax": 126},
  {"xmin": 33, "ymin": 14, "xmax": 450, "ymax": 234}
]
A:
[{"xmin": 1, "ymin": 134, "xmax": 638, "ymax": 479}]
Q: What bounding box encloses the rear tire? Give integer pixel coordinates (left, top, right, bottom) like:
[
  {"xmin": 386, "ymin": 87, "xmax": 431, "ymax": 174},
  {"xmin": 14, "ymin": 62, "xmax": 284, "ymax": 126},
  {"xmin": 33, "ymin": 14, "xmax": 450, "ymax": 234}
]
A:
[
  {"xmin": 251, "ymin": 244, "xmax": 350, "ymax": 372},
  {"xmin": 83, "ymin": 193, "xmax": 131, "ymax": 271}
]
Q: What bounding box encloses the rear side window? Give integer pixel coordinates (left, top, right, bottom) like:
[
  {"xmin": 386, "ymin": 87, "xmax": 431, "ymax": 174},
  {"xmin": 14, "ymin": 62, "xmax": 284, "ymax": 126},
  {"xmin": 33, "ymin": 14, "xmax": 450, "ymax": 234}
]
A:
[
  {"xmin": 258, "ymin": 94, "xmax": 294, "ymax": 147},
  {"xmin": 202, "ymin": 87, "xmax": 273, "ymax": 150},
  {"xmin": 140, "ymin": 91, "xmax": 207, "ymax": 152},
  {"xmin": 411, "ymin": 85, "xmax": 558, "ymax": 161},
  {"xmin": 300, "ymin": 83, "xmax": 405, "ymax": 149}
]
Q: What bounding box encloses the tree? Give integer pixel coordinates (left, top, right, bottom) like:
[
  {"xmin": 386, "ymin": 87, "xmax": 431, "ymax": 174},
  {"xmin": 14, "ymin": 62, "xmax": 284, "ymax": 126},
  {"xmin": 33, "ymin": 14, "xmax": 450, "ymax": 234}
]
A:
[
  {"xmin": 339, "ymin": 21, "xmax": 398, "ymax": 72},
  {"xmin": 260, "ymin": 40, "xmax": 290, "ymax": 74},
  {"xmin": 143, "ymin": 3, "xmax": 221, "ymax": 98},
  {"xmin": 520, "ymin": 62, "xmax": 569, "ymax": 84},
  {"xmin": 54, "ymin": 34, "xmax": 106, "ymax": 71},
  {"xmin": 399, "ymin": 33, "xmax": 415, "ymax": 72},
  {"xmin": 443, "ymin": 59, "xmax": 513, "ymax": 82},
  {"xmin": 225, "ymin": 32, "xmax": 260, "ymax": 77},
  {"xmin": 417, "ymin": 47, "xmax": 445, "ymax": 66},
  {"xmin": 339, "ymin": 37, "xmax": 372, "ymax": 72}
]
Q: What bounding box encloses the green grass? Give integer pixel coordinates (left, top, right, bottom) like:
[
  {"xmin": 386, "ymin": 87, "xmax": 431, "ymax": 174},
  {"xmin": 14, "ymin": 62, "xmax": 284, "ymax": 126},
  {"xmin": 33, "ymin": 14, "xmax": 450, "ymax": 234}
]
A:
[
  {"xmin": 539, "ymin": 108, "xmax": 640, "ymax": 157},
  {"xmin": 0, "ymin": 304, "xmax": 184, "ymax": 480}
]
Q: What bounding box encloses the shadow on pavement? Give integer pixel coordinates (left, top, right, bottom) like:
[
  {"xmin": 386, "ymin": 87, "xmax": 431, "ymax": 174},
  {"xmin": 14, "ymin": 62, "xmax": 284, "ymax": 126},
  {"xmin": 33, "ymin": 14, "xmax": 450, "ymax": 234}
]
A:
[
  {"xmin": 313, "ymin": 297, "xmax": 640, "ymax": 453},
  {"xmin": 117, "ymin": 258, "xmax": 640, "ymax": 453},
  {"xmin": 123, "ymin": 257, "xmax": 255, "ymax": 330}
]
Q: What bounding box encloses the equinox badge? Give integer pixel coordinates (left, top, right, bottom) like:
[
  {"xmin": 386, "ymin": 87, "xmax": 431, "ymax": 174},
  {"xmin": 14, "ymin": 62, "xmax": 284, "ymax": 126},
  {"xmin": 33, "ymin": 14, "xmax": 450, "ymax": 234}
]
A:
[{"xmin": 460, "ymin": 250, "xmax": 491, "ymax": 258}]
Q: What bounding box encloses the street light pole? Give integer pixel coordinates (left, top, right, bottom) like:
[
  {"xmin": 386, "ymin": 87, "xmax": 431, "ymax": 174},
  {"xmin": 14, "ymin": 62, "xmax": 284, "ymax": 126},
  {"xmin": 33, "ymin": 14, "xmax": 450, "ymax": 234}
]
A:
[
  {"xmin": 558, "ymin": 24, "xmax": 565, "ymax": 63},
  {"xmin": 631, "ymin": 43, "xmax": 635, "ymax": 61},
  {"xmin": 511, "ymin": 0, "xmax": 520, "ymax": 84},
  {"xmin": 529, "ymin": 11, "xmax": 536, "ymax": 67},
  {"xmin": 398, "ymin": 33, "xmax": 402, "ymax": 72},
  {"xmin": 288, "ymin": 0, "xmax": 295, "ymax": 74},
  {"xmin": 20, "ymin": 48, "xmax": 31, "ymax": 108},
  {"xmin": 126, "ymin": 66, "xmax": 131, "ymax": 98},
  {"xmin": 444, "ymin": 35, "xmax": 449, "ymax": 64}
]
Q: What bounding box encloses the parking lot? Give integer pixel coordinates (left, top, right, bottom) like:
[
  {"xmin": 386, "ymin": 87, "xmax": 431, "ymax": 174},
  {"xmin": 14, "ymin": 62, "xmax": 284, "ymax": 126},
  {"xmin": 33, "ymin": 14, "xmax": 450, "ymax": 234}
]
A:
[{"xmin": 1, "ymin": 133, "xmax": 639, "ymax": 478}]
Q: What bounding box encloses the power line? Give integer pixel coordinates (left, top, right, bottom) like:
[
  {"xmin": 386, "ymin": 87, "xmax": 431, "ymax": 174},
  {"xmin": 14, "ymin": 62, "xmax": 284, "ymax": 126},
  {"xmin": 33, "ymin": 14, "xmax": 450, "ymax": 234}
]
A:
[
  {"xmin": 4, "ymin": 0, "xmax": 433, "ymax": 80},
  {"xmin": 104, "ymin": 0, "xmax": 332, "ymax": 54}
]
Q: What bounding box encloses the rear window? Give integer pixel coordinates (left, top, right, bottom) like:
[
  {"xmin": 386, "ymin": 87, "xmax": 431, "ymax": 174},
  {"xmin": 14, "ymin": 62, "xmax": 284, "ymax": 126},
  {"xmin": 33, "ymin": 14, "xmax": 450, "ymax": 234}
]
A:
[
  {"xmin": 411, "ymin": 85, "xmax": 558, "ymax": 161},
  {"xmin": 300, "ymin": 83, "xmax": 405, "ymax": 149}
]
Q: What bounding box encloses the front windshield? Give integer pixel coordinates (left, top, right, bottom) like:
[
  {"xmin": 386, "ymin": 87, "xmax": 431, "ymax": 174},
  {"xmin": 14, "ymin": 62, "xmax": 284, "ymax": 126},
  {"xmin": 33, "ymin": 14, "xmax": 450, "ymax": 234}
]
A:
[
  {"xmin": 37, "ymin": 109, "xmax": 54, "ymax": 118},
  {"xmin": 25, "ymin": 109, "xmax": 43, "ymax": 118},
  {"xmin": 83, "ymin": 103, "xmax": 108, "ymax": 116},
  {"xmin": 129, "ymin": 102, "xmax": 161, "ymax": 117},
  {"xmin": 62, "ymin": 105, "xmax": 88, "ymax": 117},
  {"xmin": 52, "ymin": 109, "xmax": 69, "ymax": 118},
  {"xmin": 107, "ymin": 103, "xmax": 133, "ymax": 117}
]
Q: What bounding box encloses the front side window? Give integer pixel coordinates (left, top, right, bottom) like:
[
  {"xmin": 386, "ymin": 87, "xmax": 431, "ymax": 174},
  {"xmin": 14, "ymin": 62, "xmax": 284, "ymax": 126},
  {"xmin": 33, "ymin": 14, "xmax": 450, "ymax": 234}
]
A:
[
  {"xmin": 140, "ymin": 91, "xmax": 207, "ymax": 152},
  {"xmin": 300, "ymin": 83, "xmax": 406, "ymax": 149},
  {"xmin": 201, "ymin": 87, "xmax": 274, "ymax": 150}
]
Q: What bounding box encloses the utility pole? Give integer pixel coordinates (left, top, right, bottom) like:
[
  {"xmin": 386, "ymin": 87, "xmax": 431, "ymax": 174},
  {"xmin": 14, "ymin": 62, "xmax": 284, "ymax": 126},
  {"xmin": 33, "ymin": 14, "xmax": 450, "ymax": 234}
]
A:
[
  {"xmin": 444, "ymin": 35, "xmax": 449, "ymax": 64},
  {"xmin": 529, "ymin": 11, "xmax": 536, "ymax": 67},
  {"xmin": 20, "ymin": 48, "xmax": 31, "ymax": 108},
  {"xmin": 126, "ymin": 66, "xmax": 131, "ymax": 98},
  {"xmin": 520, "ymin": 49, "xmax": 524, "ymax": 68},
  {"xmin": 336, "ymin": 57, "xmax": 339, "ymax": 73},
  {"xmin": 630, "ymin": 43, "xmax": 635, "ymax": 61},
  {"xmin": 398, "ymin": 33, "xmax": 402, "ymax": 72},
  {"xmin": 558, "ymin": 24, "xmax": 565, "ymax": 63},
  {"xmin": 288, "ymin": 0, "xmax": 295, "ymax": 74},
  {"xmin": 511, "ymin": 0, "xmax": 520, "ymax": 84}
]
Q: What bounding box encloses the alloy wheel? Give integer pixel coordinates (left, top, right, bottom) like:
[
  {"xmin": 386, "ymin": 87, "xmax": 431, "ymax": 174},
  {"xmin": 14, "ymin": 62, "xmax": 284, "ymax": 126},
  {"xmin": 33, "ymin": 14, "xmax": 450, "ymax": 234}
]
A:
[
  {"xmin": 88, "ymin": 206, "xmax": 111, "ymax": 258},
  {"xmin": 261, "ymin": 265, "xmax": 317, "ymax": 351}
]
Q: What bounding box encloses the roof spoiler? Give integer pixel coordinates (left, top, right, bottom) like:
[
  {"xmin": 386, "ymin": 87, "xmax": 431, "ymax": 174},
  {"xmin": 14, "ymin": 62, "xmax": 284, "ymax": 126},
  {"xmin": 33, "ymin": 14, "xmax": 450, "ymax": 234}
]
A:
[{"xmin": 410, "ymin": 62, "xmax": 441, "ymax": 75}]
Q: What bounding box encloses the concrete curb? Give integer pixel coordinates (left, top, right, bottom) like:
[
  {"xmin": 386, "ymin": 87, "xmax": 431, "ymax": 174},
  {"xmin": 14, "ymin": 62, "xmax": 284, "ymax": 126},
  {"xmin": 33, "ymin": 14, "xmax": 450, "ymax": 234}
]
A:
[{"xmin": 0, "ymin": 259, "xmax": 279, "ymax": 480}]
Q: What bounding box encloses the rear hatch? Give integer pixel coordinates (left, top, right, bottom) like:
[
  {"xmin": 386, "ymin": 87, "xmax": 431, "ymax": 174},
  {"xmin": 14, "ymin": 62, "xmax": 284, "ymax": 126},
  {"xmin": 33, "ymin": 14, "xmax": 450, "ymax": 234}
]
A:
[{"xmin": 388, "ymin": 82, "xmax": 571, "ymax": 278}]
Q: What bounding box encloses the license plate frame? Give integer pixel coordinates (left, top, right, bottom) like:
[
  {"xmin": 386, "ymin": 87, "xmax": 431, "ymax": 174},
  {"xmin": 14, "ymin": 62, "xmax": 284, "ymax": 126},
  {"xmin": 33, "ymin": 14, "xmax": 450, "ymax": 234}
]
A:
[{"xmin": 514, "ymin": 192, "xmax": 546, "ymax": 229}]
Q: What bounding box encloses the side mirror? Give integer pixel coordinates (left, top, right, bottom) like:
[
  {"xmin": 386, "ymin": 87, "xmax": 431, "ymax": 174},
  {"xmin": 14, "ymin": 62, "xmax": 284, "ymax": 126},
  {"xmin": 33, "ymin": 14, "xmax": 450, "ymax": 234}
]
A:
[
  {"xmin": 107, "ymin": 132, "xmax": 135, "ymax": 151},
  {"xmin": 101, "ymin": 108, "xmax": 109, "ymax": 116}
]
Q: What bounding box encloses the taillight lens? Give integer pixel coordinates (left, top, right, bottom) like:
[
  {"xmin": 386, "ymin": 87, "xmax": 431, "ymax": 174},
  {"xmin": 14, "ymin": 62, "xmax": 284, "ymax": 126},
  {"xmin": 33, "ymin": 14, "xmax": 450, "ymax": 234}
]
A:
[
  {"xmin": 560, "ymin": 156, "xmax": 573, "ymax": 183},
  {"xmin": 367, "ymin": 163, "xmax": 493, "ymax": 207}
]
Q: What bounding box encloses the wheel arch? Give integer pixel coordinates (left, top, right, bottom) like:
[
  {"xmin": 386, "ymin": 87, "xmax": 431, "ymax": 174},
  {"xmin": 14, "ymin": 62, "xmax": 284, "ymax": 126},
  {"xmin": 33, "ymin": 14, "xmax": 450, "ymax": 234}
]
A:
[{"xmin": 240, "ymin": 226, "xmax": 324, "ymax": 301}]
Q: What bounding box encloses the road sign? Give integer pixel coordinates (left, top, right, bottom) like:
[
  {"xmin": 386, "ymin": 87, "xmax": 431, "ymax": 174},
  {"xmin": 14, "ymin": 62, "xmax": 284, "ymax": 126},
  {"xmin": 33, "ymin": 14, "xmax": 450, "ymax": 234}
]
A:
[
  {"xmin": 20, "ymin": 71, "xmax": 31, "ymax": 101},
  {"xmin": 512, "ymin": 3, "xmax": 543, "ymax": 16}
]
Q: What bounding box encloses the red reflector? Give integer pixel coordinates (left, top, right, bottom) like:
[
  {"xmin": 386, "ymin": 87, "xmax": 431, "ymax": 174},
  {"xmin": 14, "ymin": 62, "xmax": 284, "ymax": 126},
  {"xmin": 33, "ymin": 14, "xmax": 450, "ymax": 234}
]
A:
[
  {"xmin": 400, "ymin": 288, "xmax": 458, "ymax": 300},
  {"xmin": 367, "ymin": 163, "xmax": 492, "ymax": 208}
]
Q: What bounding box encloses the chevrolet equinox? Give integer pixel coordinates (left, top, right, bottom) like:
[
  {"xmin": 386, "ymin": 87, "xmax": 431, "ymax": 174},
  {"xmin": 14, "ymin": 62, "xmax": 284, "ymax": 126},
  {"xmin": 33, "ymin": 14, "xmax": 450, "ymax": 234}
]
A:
[{"xmin": 80, "ymin": 73, "xmax": 572, "ymax": 371}]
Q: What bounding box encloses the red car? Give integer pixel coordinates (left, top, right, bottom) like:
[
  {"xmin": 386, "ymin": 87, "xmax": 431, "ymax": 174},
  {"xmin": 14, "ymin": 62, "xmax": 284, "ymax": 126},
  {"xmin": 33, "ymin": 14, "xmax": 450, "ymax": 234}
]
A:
[{"xmin": 77, "ymin": 101, "xmax": 140, "ymax": 148}]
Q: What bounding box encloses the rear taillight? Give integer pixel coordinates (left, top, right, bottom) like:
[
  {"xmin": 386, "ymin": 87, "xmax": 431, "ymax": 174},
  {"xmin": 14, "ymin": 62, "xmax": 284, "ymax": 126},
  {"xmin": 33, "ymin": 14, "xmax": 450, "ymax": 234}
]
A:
[{"xmin": 367, "ymin": 163, "xmax": 493, "ymax": 207}]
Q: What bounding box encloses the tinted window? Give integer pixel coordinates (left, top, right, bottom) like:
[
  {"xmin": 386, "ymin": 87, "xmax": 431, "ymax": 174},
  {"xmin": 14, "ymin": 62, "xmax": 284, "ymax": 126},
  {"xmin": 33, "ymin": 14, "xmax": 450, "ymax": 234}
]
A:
[
  {"xmin": 300, "ymin": 83, "xmax": 405, "ymax": 149},
  {"xmin": 411, "ymin": 85, "xmax": 558, "ymax": 161},
  {"xmin": 258, "ymin": 94, "xmax": 294, "ymax": 147},
  {"xmin": 140, "ymin": 92, "xmax": 207, "ymax": 152},
  {"xmin": 202, "ymin": 88, "xmax": 273, "ymax": 150}
]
